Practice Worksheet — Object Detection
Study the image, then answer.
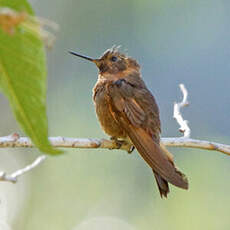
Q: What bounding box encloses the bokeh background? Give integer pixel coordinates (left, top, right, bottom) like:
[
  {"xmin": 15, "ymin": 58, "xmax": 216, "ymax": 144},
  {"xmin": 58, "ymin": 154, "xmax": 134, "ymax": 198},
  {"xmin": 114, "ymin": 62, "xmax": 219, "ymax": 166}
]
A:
[{"xmin": 1, "ymin": 0, "xmax": 230, "ymax": 229}]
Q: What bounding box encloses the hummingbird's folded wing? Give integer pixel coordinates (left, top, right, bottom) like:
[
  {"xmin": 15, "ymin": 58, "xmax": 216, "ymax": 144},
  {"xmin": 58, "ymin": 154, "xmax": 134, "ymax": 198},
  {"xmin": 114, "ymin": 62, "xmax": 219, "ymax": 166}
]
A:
[{"xmin": 107, "ymin": 78, "xmax": 188, "ymax": 189}]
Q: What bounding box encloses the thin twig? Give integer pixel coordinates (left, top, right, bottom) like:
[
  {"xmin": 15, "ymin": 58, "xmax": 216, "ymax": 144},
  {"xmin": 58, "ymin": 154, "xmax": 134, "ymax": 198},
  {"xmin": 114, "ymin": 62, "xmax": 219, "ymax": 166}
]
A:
[
  {"xmin": 0, "ymin": 155, "xmax": 46, "ymax": 183},
  {"xmin": 173, "ymin": 84, "xmax": 191, "ymax": 138}
]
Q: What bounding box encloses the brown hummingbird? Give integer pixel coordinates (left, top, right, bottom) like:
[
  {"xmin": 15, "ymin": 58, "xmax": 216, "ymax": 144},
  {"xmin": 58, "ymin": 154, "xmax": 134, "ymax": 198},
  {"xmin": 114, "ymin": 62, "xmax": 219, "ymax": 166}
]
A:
[{"xmin": 69, "ymin": 46, "xmax": 188, "ymax": 197}]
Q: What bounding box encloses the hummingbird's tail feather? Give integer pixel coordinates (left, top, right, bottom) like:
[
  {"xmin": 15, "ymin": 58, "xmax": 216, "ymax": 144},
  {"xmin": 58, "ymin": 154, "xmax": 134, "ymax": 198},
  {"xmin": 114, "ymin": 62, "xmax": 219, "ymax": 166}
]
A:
[
  {"xmin": 154, "ymin": 172, "xmax": 169, "ymax": 198},
  {"xmin": 122, "ymin": 122, "xmax": 188, "ymax": 194}
]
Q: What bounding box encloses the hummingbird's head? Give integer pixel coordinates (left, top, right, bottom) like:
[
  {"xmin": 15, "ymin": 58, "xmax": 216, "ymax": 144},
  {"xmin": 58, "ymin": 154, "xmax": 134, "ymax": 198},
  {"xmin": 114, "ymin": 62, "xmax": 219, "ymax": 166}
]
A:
[
  {"xmin": 69, "ymin": 46, "xmax": 140, "ymax": 78},
  {"xmin": 96, "ymin": 46, "xmax": 140, "ymax": 75}
]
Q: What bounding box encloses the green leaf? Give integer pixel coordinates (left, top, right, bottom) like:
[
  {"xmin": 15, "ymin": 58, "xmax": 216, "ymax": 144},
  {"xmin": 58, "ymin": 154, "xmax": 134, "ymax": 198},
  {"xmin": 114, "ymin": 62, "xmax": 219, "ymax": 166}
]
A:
[
  {"xmin": 0, "ymin": 0, "xmax": 33, "ymax": 13},
  {"xmin": 0, "ymin": 1, "xmax": 61, "ymax": 154}
]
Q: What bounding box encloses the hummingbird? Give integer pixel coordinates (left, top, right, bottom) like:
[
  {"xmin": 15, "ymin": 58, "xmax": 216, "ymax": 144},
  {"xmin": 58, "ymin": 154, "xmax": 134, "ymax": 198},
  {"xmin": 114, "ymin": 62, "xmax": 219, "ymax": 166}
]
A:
[{"xmin": 69, "ymin": 46, "xmax": 188, "ymax": 197}]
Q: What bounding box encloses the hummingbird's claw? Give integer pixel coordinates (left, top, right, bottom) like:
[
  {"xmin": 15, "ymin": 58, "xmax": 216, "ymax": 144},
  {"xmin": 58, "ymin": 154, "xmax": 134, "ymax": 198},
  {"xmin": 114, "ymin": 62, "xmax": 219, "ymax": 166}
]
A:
[{"xmin": 128, "ymin": 146, "xmax": 135, "ymax": 154}]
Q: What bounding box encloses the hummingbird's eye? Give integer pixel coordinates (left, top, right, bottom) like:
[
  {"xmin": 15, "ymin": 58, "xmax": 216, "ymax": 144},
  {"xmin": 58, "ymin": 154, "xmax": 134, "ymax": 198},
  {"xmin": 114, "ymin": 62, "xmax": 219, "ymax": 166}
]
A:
[{"xmin": 111, "ymin": 56, "xmax": 118, "ymax": 62}]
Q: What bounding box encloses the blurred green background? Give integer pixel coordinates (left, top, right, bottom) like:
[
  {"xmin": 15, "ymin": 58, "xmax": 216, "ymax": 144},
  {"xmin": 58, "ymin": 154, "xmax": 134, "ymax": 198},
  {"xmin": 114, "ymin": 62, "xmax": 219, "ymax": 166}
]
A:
[{"xmin": 1, "ymin": 0, "xmax": 230, "ymax": 229}]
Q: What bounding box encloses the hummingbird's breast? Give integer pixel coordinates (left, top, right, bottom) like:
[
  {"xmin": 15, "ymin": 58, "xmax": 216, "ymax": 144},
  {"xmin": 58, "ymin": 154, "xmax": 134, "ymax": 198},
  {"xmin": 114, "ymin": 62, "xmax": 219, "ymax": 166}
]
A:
[{"xmin": 93, "ymin": 80, "xmax": 127, "ymax": 138}]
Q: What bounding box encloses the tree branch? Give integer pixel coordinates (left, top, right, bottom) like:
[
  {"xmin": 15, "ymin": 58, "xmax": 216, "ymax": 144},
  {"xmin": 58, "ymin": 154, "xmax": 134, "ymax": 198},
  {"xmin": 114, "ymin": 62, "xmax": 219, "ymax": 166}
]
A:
[
  {"xmin": 0, "ymin": 84, "xmax": 229, "ymax": 183},
  {"xmin": 0, "ymin": 135, "xmax": 230, "ymax": 155}
]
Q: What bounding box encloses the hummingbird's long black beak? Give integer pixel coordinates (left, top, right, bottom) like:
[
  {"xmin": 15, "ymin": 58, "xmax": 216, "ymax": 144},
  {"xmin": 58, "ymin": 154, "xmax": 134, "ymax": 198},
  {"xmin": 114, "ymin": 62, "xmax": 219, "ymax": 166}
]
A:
[{"xmin": 68, "ymin": 51, "xmax": 94, "ymax": 62}]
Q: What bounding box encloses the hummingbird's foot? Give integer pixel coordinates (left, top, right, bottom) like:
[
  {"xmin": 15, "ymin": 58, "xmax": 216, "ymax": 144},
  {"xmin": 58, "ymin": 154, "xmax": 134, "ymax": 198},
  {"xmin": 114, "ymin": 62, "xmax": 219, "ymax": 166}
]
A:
[
  {"xmin": 110, "ymin": 136, "xmax": 124, "ymax": 149},
  {"xmin": 110, "ymin": 137, "xmax": 135, "ymax": 153}
]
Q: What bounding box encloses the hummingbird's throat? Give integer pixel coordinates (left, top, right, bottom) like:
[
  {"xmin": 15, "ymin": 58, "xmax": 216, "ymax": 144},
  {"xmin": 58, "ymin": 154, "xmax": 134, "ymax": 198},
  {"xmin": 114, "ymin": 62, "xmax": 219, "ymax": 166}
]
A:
[{"xmin": 99, "ymin": 68, "xmax": 140, "ymax": 81}]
